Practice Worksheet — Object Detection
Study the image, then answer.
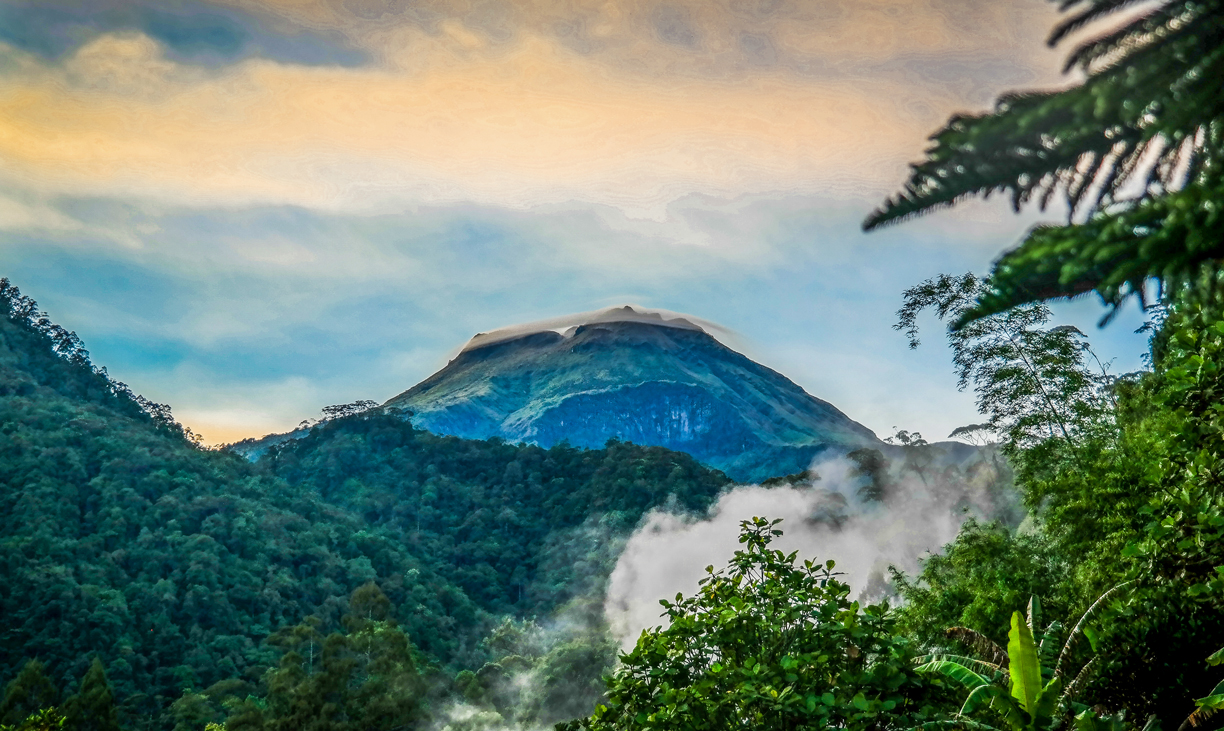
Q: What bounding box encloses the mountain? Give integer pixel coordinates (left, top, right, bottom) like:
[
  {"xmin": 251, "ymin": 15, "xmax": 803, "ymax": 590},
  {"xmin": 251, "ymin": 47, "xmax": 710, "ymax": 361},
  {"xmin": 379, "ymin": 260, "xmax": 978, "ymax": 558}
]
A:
[
  {"xmin": 384, "ymin": 306, "xmax": 881, "ymax": 482},
  {"xmin": 0, "ymin": 282, "xmax": 732, "ymax": 728}
]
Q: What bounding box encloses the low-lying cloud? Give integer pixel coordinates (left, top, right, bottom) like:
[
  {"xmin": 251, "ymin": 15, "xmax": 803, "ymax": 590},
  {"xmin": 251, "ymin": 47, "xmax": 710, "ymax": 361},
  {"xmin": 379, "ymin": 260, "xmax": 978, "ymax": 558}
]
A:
[{"xmin": 604, "ymin": 451, "xmax": 1018, "ymax": 646}]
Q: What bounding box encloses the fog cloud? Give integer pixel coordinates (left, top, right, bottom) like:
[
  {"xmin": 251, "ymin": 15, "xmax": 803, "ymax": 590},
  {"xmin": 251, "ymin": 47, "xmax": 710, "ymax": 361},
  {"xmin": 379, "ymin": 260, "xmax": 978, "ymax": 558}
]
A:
[{"xmin": 604, "ymin": 451, "xmax": 1017, "ymax": 646}]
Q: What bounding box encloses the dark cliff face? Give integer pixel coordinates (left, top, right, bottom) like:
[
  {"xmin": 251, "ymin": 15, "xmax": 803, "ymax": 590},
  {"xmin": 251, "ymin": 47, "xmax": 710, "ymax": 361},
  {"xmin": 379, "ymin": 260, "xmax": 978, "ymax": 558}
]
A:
[{"xmin": 384, "ymin": 320, "xmax": 880, "ymax": 482}]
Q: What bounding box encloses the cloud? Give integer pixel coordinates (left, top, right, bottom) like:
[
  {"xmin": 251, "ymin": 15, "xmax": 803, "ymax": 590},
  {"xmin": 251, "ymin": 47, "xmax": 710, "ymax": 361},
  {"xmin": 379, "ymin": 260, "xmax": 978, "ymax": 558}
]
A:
[
  {"xmin": 0, "ymin": 0, "xmax": 365, "ymax": 65},
  {"xmin": 0, "ymin": 0, "xmax": 1069, "ymax": 215},
  {"xmin": 603, "ymin": 453, "xmax": 1019, "ymax": 646}
]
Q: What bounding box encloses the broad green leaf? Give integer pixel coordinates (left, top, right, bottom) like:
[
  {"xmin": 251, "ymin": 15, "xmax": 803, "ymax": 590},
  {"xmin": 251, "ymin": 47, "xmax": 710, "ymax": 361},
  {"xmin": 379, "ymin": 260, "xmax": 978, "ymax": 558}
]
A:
[
  {"xmin": 1032, "ymin": 675, "xmax": 1063, "ymax": 722},
  {"xmin": 1027, "ymin": 596, "xmax": 1042, "ymax": 638},
  {"xmin": 918, "ymin": 654, "xmax": 1004, "ymax": 677},
  {"xmin": 1196, "ymin": 693, "xmax": 1224, "ymax": 710},
  {"xmin": 1082, "ymin": 626, "xmax": 1098, "ymax": 653},
  {"xmin": 915, "ymin": 660, "xmax": 990, "ymax": 690},
  {"xmin": 961, "ymin": 683, "xmax": 1008, "ymax": 715},
  {"xmin": 1007, "ymin": 611, "xmax": 1042, "ymax": 714}
]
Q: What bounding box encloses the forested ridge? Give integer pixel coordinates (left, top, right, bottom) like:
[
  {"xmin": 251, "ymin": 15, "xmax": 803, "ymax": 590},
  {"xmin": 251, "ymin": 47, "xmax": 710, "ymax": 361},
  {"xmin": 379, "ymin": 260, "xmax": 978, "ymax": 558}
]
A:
[{"xmin": 0, "ymin": 278, "xmax": 730, "ymax": 729}]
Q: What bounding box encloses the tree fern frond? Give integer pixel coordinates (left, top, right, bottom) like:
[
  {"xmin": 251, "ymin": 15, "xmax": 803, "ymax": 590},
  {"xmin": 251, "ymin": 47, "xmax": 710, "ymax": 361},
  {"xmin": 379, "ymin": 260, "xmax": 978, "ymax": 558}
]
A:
[
  {"xmin": 1061, "ymin": 2, "xmax": 1194, "ymax": 72},
  {"xmin": 1048, "ymin": 0, "xmax": 1152, "ymax": 47}
]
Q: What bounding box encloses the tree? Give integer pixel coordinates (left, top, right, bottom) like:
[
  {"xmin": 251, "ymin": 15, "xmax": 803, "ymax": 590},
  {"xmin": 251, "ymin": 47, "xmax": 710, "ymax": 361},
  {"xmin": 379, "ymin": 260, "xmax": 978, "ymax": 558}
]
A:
[
  {"xmin": 892, "ymin": 521, "xmax": 1071, "ymax": 650},
  {"xmin": 563, "ymin": 517, "xmax": 950, "ymax": 731},
  {"xmin": 231, "ymin": 584, "xmax": 425, "ymax": 731},
  {"xmin": 62, "ymin": 658, "xmax": 120, "ymax": 731},
  {"xmin": 864, "ymin": 1, "xmax": 1224, "ymax": 722},
  {"xmin": 865, "ymin": 0, "xmax": 1224, "ymax": 325},
  {"xmin": 896, "ymin": 273, "xmax": 1111, "ymax": 450},
  {"xmin": 0, "ymin": 661, "xmax": 59, "ymax": 726},
  {"xmin": 847, "ymin": 447, "xmax": 890, "ymax": 502}
]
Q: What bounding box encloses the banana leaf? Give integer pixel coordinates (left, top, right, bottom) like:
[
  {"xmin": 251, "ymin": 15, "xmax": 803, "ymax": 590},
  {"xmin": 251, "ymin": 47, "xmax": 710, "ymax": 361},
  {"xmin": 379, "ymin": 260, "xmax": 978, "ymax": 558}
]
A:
[
  {"xmin": 1008, "ymin": 612, "xmax": 1042, "ymax": 714},
  {"xmin": 916, "ymin": 660, "xmax": 991, "ymax": 690}
]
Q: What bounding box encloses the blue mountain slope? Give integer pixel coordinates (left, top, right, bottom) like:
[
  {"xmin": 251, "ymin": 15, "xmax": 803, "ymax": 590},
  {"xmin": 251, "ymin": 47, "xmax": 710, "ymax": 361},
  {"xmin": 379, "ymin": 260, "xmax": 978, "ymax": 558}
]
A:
[{"xmin": 384, "ymin": 309, "xmax": 881, "ymax": 482}]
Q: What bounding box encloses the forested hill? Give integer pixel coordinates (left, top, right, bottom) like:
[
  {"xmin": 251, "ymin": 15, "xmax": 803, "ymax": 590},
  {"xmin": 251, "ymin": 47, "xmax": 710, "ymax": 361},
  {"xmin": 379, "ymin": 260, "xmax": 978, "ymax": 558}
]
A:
[
  {"xmin": 0, "ymin": 280, "xmax": 732, "ymax": 729},
  {"xmin": 256, "ymin": 415, "xmax": 732, "ymax": 616}
]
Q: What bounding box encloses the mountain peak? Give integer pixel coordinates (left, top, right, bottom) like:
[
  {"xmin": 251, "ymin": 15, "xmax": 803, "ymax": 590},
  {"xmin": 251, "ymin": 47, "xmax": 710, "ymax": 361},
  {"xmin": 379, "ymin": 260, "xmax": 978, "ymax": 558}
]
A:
[
  {"xmin": 461, "ymin": 305, "xmax": 725, "ymax": 353},
  {"xmin": 389, "ymin": 309, "xmax": 879, "ymax": 481}
]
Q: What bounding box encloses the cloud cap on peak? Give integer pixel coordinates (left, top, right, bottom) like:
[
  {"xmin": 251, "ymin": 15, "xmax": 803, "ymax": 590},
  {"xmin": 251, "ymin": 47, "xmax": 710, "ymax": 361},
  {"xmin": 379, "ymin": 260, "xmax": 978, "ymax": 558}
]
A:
[{"xmin": 461, "ymin": 304, "xmax": 728, "ymax": 352}]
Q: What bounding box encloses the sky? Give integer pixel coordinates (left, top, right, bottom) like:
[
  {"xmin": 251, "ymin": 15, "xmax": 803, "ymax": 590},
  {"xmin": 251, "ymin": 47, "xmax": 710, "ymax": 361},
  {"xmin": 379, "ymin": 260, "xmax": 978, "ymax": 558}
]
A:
[{"xmin": 0, "ymin": 0, "xmax": 1155, "ymax": 445}]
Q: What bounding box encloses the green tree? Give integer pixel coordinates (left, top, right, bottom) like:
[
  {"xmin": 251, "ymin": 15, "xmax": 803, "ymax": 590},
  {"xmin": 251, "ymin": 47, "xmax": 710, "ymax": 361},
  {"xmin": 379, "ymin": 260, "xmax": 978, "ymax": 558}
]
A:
[
  {"xmin": 452, "ymin": 607, "xmax": 619, "ymax": 729},
  {"xmin": 0, "ymin": 661, "xmax": 60, "ymax": 726},
  {"xmin": 864, "ymin": 0, "xmax": 1224, "ymax": 325},
  {"xmin": 866, "ymin": 0, "xmax": 1224, "ymax": 711},
  {"xmin": 564, "ymin": 517, "xmax": 950, "ymax": 731},
  {"xmin": 892, "ymin": 521, "xmax": 1070, "ymax": 649},
  {"xmin": 0, "ymin": 708, "xmax": 67, "ymax": 731},
  {"xmin": 62, "ymin": 659, "xmax": 120, "ymax": 731},
  {"xmin": 234, "ymin": 584, "xmax": 424, "ymax": 731},
  {"xmin": 895, "ymin": 273, "xmax": 1110, "ymax": 450}
]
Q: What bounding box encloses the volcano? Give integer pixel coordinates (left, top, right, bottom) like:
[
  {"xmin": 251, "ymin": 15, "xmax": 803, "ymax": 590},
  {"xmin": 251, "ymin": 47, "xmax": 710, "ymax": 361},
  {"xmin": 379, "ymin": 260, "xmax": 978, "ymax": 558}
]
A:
[{"xmin": 383, "ymin": 306, "xmax": 880, "ymax": 482}]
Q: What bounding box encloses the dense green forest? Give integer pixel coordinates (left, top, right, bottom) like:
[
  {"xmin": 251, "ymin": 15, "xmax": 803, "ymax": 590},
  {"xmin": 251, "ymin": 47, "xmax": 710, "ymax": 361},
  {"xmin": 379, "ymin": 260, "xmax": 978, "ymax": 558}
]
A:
[
  {"xmin": 0, "ymin": 277, "xmax": 731, "ymax": 729},
  {"xmin": 5, "ymin": 0, "xmax": 1224, "ymax": 729}
]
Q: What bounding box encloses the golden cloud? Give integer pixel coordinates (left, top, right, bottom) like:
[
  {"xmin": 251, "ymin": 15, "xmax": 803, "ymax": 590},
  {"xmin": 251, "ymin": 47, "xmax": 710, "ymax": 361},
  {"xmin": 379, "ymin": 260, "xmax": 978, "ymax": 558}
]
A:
[{"xmin": 0, "ymin": 0, "xmax": 1067, "ymax": 214}]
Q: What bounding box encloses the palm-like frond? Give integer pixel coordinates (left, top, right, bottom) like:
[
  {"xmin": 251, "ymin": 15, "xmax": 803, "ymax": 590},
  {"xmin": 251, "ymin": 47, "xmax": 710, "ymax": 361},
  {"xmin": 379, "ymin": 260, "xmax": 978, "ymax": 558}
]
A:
[
  {"xmin": 917, "ymin": 654, "xmax": 1006, "ymax": 678},
  {"xmin": 865, "ymin": 0, "xmax": 1224, "ymax": 324},
  {"xmin": 1048, "ymin": 0, "xmax": 1152, "ymax": 47},
  {"xmin": 1054, "ymin": 581, "xmax": 1134, "ymax": 678},
  {"xmin": 1184, "ymin": 680, "xmax": 1224, "ymax": 729},
  {"xmin": 945, "ymin": 627, "xmax": 1010, "ymax": 669},
  {"xmin": 961, "ymin": 683, "xmax": 1014, "ymax": 718},
  {"xmin": 1058, "ymin": 655, "xmax": 1099, "ymax": 706},
  {"xmin": 1037, "ymin": 620, "xmax": 1064, "ymax": 678},
  {"xmin": 1061, "ymin": 2, "xmax": 1203, "ymax": 72},
  {"xmin": 916, "ymin": 660, "xmax": 992, "ymax": 690}
]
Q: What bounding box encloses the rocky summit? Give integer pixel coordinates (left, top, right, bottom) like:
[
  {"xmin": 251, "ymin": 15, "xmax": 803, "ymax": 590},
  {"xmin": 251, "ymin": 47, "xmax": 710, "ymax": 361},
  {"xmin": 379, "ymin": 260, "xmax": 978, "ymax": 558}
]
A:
[{"xmin": 384, "ymin": 306, "xmax": 880, "ymax": 482}]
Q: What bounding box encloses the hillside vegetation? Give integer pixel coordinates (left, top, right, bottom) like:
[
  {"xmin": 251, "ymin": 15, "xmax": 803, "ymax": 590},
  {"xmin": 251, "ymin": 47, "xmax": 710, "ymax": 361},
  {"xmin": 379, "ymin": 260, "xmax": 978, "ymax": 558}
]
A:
[{"xmin": 0, "ymin": 279, "xmax": 731, "ymax": 729}]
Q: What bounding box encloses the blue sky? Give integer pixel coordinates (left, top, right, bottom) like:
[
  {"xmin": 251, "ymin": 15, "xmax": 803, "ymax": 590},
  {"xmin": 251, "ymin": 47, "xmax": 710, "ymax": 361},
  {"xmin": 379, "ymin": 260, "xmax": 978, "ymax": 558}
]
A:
[{"xmin": 0, "ymin": 0, "xmax": 1153, "ymax": 444}]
